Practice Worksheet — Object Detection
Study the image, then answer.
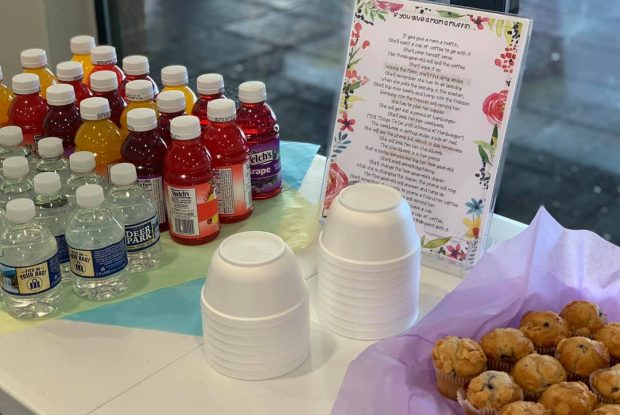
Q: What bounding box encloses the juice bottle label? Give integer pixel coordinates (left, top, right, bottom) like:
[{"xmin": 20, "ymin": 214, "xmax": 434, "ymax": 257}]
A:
[
  {"xmin": 0, "ymin": 254, "xmax": 62, "ymax": 295},
  {"xmin": 214, "ymin": 161, "xmax": 252, "ymax": 217},
  {"xmin": 249, "ymin": 139, "xmax": 282, "ymax": 195},
  {"xmin": 125, "ymin": 215, "xmax": 160, "ymax": 253},
  {"xmin": 68, "ymin": 239, "xmax": 128, "ymax": 278},
  {"xmin": 137, "ymin": 176, "xmax": 167, "ymax": 225},
  {"xmin": 55, "ymin": 235, "xmax": 70, "ymax": 265},
  {"xmin": 165, "ymin": 182, "xmax": 219, "ymax": 239}
]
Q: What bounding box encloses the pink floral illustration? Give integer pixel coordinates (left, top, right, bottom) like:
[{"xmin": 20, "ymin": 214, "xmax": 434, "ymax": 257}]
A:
[
  {"xmin": 482, "ymin": 90, "xmax": 508, "ymax": 125},
  {"xmin": 446, "ymin": 244, "xmax": 466, "ymax": 261},
  {"xmin": 337, "ymin": 112, "xmax": 356, "ymax": 132},
  {"xmin": 373, "ymin": 1, "xmax": 404, "ymax": 12},
  {"xmin": 495, "ymin": 45, "xmax": 517, "ymax": 74},
  {"xmin": 470, "ymin": 16, "xmax": 489, "ymax": 30},
  {"xmin": 324, "ymin": 163, "xmax": 349, "ymax": 209}
]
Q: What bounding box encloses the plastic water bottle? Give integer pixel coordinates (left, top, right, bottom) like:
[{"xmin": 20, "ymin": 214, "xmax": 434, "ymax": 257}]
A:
[
  {"xmin": 35, "ymin": 137, "xmax": 70, "ymax": 181},
  {"xmin": 66, "ymin": 184, "xmax": 128, "ymax": 300},
  {"xmin": 0, "ymin": 156, "xmax": 34, "ymax": 211},
  {"xmin": 34, "ymin": 172, "xmax": 71, "ymax": 281},
  {"xmin": 63, "ymin": 151, "xmax": 103, "ymax": 207},
  {"xmin": 108, "ymin": 163, "xmax": 161, "ymax": 272},
  {"xmin": 0, "ymin": 198, "xmax": 62, "ymax": 319},
  {"xmin": 0, "ymin": 125, "xmax": 35, "ymax": 162}
]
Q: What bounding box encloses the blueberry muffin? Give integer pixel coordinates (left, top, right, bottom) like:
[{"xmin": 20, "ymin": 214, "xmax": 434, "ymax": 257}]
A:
[
  {"xmin": 561, "ymin": 301, "xmax": 607, "ymax": 337},
  {"xmin": 458, "ymin": 371, "xmax": 523, "ymax": 414},
  {"xmin": 538, "ymin": 382, "xmax": 597, "ymax": 415},
  {"xmin": 593, "ymin": 405, "xmax": 620, "ymax": 415},
  {"xmin": 519, "ymin": 311, "xmax": 570, "ymax": 355},
  {"xmin": 481, "ymin": 328, "xmax": 535, "ymax": 372},
  {"xmin": 432, "ymin": 336, "xmax": 487, "ymax": 400},
  {"xmin": 555, "ymin": 336, "xmax": 610, "ymax": 382},
  {"xmin": 511, "ymin": 354, "xmax": 566, "ymax": 401},
  {"xmin": 590, "ymin": 365, "xmax": 620, "ymax": 404},
  {"xmin": 499, "ymin": 401, "xmax": 550, "ymax": 415},
  {"xmin": 595, "ymin": 324, "xmax": 620, "ymax": 364}
]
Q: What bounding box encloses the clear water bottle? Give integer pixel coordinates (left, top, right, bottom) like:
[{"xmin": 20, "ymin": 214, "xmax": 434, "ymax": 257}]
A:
[
  {"xmin": 0, "ymin": 198, "xmax": 62, "ymax": 319},
  {"xmin": 63, "ymin": 151, "xmax": 103, "ymax": 208},
  {"xmin": 34, "ymin": 172, "xmax": 71, "ymax": 281},
  {"xmin": 0, "ymin": 126, "xmax": 37, "ymax": 167},
  {"xmin": 108, "ymin": 163, "xmax": 161, "ymax": 272},
  {"xmin": 0, "ymin": 156, "xmax": 34, "ymax": 211},
  {"xmin": 66, "ymin": 184, "xmax": 128, "ymax": 300},
  {"xmin": 35, "ymin": 137, "xmax": 70, "ymax": 181}
]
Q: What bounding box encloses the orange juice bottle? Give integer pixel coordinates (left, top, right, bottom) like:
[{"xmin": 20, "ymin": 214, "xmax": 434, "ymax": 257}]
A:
[
  {"xmin": 0, "ymin": 65, "xmax": 14, "ymax": 127},
  {"xmin": 119, "ymin": 80, "xmax": 158, "ymax": 138},
  {"xmin": 74, "ymin": 97, "xmax": 123, "ymax": 178},
  {"xmin": 20, "ymin": 49, "xmax": 56, "ymax": 99},
  {"xmin": 161, "ymin": 65, "xmax": 197, "ymax": 114},
  {"xmin": 70, "ymin": 35, "xmax": 96, "ymax": 82}
]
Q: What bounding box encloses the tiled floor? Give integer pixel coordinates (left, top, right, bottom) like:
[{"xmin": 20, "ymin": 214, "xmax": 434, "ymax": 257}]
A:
[{"xmin": 118, "ymin": 0, "xmax": 620, "ymax": 243}]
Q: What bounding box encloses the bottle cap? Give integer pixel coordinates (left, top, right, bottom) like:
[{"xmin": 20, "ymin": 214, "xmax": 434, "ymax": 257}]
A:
[
  {"xmin": 125, "ymin": 79, "xmax": 154, "ymax": 101},
  {"xmin": 127, "ymin": 108, "xmax": 157, "ymax": 132},
  {"xmin": 0, "ymin": 126, "xmax": 23, "ymax": 146},
  {"xmin": 6, "ymin": 199, "xmax": 35, "ymax": 224},
  {"xmin": 56, "ymin": 61, "xmax": 84, "ymax": 81},
  {"xmin": 37, "ymin": 137, "xmax": 64, "ymax": 159},
  {"xmin": 69, "ymin": 151, "xmax": 96, "ymax": 173},
  {"xmin": 76, "ymin": 184, "xmax": 104, "ymax": 209},
  {"xmin": 110, "ymin": 163, "xmax": 137, "ymax": 186},
  {"xmin": 46, "ymin": 83, "xmax": 76, "ymax": 106},
  {"xmin": 161, "ymin": 65, "xmax": 188, "ymax": 86},
  {"xmin": 122, "ymin": 55, "xmax": 149, "ymax": 75},
  {"xmin": 238, "ymin": 81, "xmax": 267, "ymax": 104},
  {"xmin": 34, "ymin": 172, "xmax": 62, "ymax": 195},
  {"xmin": 71, "ymin": 35, "xmax": 96, "ymax": 55},
  {"xmin": 157, "ymin": 90, "xmax": 186, "ymax": 113},
  {"xmin": 89, "ymin": 70, "xmax": 118, "ymax": 92},
  {"xmin": 91, "ymin": 45, "xmax": 117, "ymax": 65},
  {"xmin": 197, "ymin": 73, "xmax": 224, "ymax": 95},
  {"xmin": 170, "ymin": 115, "xmax": 200, "ymax": 140},
  {"xmin": 20, "ymin": 48, "xmax": 48, "ymax": 69},
  {"xmin": 3, "ymin": 156, "xmax": 29, "ymax": 179},
  {"xmin": 11, "ymin": 73, "xmax": 40, "ymax": 95},
  {"xmin": 207, "ymin": 98, "xmax": 236, "ymax": 122},
  {"xmin": 80, "ymin": 97, "xmax": 110, "ymax": 121}
]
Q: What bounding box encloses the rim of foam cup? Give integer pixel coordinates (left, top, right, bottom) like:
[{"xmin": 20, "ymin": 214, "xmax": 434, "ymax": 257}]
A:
[
  {"xmin": 203, "ymin": 323, "xmax": 308, "ymax": 353},
  {"xmin": 318, "ymin": 310, "xmax": 417, "ymax": 341},
  {"xmin": 338, "ymin": 182, "xmax": 402, "ymax": 213},
  {"xmin": 203, "ymin": 334, "xmax": 309, "ymax": 366},
  {"xmin": 218, "ymin": 231, "xmax": 286, "ymax": 267}
]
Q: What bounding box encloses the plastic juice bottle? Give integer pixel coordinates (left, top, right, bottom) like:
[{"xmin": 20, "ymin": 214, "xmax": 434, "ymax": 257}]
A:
[
  {"xmin": 89, "ymin": 70, "xmax": 126, "ymax": 128},
  {"xmin": 192, "ymin": 73, "xmax": 225, "ymax": 131},
  {"xmin": 121, "ymin": 55, "xmax": 159, "ymax": 99},
  {"xmin": 121, "ymin": 108, "xmax": 168, "ymax": 231},
  {"xmin": 156, "ymin": 90, "xmax": 186, "ymax": 147},
  {"xmin": 164, "ymin": 115, "xmax": 219, "ymax": 245},
  {"xmin": 70, "ymin": 35, "xmax": 96, "ymax": 82},
  {"xmin": 20, "ymin": 48, "xmax": 56, "ymax": 100},
  {"xmin": 56, "ymin": 61, "xmax": 93, "ymax": 106},
  {"xmin": 8, "ymin": 73, "xmax": 48, "ymax": 152},
  {"xmin": 74, "ymin": 97, "xmax": 123, "ymax": 178},
  {"xmin": 0, "ymin": 65, "xmax": 14, "ymax": 127},
  {"xmin": 161, "ymin": 65, "xmax": 197, "ymax": 114},
  {"xmin": 236, "ymin": 81, "xmax": 282, "ymax": 199},
  {"xmin": 119, "ymin": 79, "xmax": 158, "ymax": 138},
  {"xmin": 201, "ymin": 99, "xmax": 252, "ymax": 223},
  {"xmin": 42, "ymin": 84, "xmax": 82, "ymax": 156},
  {"xmin": 87, "ymin": 45, "xmax": 125, "ymax": 89}
]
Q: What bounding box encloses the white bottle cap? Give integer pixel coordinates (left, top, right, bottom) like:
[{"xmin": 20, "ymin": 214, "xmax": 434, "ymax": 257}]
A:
[
  {"xmin": 207, "ymin": 98, "xmax": 236, "ymax": 122},
  {"xmin": 56, "ymin": 61, "xmax": 84, "ymax": 81},
  {"xmin": 46, "ymin": 83, "xmax": 76, "ymax": 106},
  {"xmin": 37, "ymin": 137, "xmax": 64, "ymax": 159},
  {"xmin": 70, "ymin": 151, "xmax": 96, "ymax": 173},
  {"xmin": 238, "ymin": 81, "xmax": 267, "ymax": 104},
  {"xmin": 125, "ymin": 79, "xmax": 154, "ymax": 101},
  {"xmin": 3, "ymin": 156, "xmax": 29, "ymax": 179},
  {"xmin": 170, "ymin": 115, "xmax": 200, "ymax": 140},
  {"xmin": 12, "ymin": 73, "xmax": 40, "ymax": 95},
  {"xmin": 71, "ymin": 35, "xmax": 96, "ymax": 55},
  {"xmin": 76, "ymin": 184, "xmax": 104, "ymax": 209},
  {"xmin": 0, "ymin": 126, "xmax": 23, "ymax": 146},
  {"xmin": 20, "ymin": 48, "xmax": 48, "ymax": 69},
  {"xmin": 6, "ymin": 199, "xmax": 35, "ymax": 224},
  {"xmin": 197, "ymin": 73, "xmax": 224, "ymax": 95},
  {"xmin": 34, "ymin": 172, "xmax": 62, "ymax": 195},
  {"xmin": 157, "ymin": 90, "xmax": 186, "ymax": 113},
  {"xmin": 89, "ymin": 70, "xmax": 118, "ymax": 92},
  {"xmin": 127, "ymin": 108, "xmax": 157, "ymax": 132},
  {"xmin": 161, "ymin": 65, "xmax": 188, "ymax": 86},
  {"xmin": 91, "ymin": 45, "xmax": 117, "ymax": 65},
  {"xmin": 80, "ymin": 97, "xmax": 110, "ymax": 121},
  {"xmin": 110, "ymin": 163, "xmax": 137, "ymax": 186},
  {"xmin": 122, "ymin": 55, "xmax": 149, "ymax": 75}
]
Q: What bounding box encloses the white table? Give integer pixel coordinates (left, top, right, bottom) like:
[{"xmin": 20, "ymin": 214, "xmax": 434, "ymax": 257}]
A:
[{"xmin": 0, "ymin": 156, "xmax": 526, "ymax": 415}]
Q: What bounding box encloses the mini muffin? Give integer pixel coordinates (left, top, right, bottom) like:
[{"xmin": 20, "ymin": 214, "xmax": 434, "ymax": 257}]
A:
[
  {"xmin": 519, "ymin": 311, "xmax": 570, "ymax": 355},
  {"xmin": 511, "ymin": 354, "xmax": 566, "ymax": 401},
  {"xmin": 595, "ymin": 324, "xmax": 620, "ymax": 365},
  {"xmin": 590, "ymin": 365, "xmax": 620, "ymax": 404},
  {"xmin": 481, "ymin": 328, "xmax": 535, "ymax": 372},
  {"xmin": 457, "ymin": 371, "xmax": 523, "ymax": 414},
  {"xmin": 538, "ymin": 382, "xmax": 597, "ymax": 415},
  {"xmin": 561, "ymin": 301, "xmax": 607, "ymax": 337},
  {"xmin": 499, "ymin": 401, "xmax": 550, "ymax": 415},
  {"xmin": 555, "ymin": 336, "xmax": 610, "ymax": 382},
  {"xmin": 432, "ymin": 336, "xmax": 487, "ymax": 400},
  {"xmin": 593, "ymin": 405, "xmax": 620, "ymax": 415}
]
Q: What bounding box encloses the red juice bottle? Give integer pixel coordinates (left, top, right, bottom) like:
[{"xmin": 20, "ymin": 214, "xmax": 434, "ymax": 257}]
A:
[
  {"xmin": 192, "ymin": 73, "xmax": 225, "ymax": 131},
  {"xmin": 42, "ymin": 84, "xmax": 82, "ymax": 157},
  {"xmin": 87, "ymin": 45, "xmax": 125, "ymax": 89},
  {"xmin": 121, "ymin": 55, "xmax": 159, "ymax": 99},
  {"xmin": 90, "ymin": 70, "xmax": 127, "ymax": 128},
  {"xmin": 236, "ymin": 81, "xmax": 282, "ymax": 199},
  {"xmin": 121, "ymin": 108, "xmax": 168, "ymax": 231},
  {"xmin": 156, "ymin": 90, "xmax": 186, "ymax": 147},
  {"xmin": 201, "ymin": 98, "xmax": 252, "ymax": 223},
  {"xmin": 8, "ymin": 73, "xmax": 48, "ymax": 153},
  {"xmin": 56, "ymin": 61, "xmax": 93, "ymax": 106},
  {"xmin": 164, "ymin": 115, "xmax": 219, "ymax": 245}
]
